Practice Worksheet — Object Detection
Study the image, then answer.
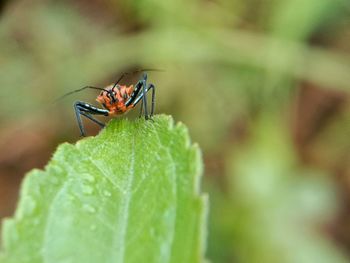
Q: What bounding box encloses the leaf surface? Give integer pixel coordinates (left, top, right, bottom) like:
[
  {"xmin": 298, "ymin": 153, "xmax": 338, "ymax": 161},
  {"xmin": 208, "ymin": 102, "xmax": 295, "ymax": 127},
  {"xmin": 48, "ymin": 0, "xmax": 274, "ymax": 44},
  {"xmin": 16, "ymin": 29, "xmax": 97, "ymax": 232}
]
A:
[{"xmin": 0, "ymin": 115, "xmax": 207, "ymax": 263}]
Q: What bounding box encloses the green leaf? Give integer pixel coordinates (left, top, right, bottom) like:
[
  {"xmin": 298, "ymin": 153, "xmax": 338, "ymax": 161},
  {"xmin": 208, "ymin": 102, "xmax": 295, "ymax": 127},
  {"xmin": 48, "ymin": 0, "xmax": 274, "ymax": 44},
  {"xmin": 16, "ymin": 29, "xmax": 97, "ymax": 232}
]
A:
[{"xmin": 0, "ymin": 115, "xmax": 207, "ymax": 263}]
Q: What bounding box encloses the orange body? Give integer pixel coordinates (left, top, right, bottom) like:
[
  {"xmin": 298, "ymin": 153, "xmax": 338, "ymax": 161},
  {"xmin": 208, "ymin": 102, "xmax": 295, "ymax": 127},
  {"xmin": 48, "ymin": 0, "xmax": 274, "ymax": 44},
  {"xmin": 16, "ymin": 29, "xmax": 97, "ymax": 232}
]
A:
[{"xmin": 96, "ymin": 84, "xmax": 134, "ymax": 116}]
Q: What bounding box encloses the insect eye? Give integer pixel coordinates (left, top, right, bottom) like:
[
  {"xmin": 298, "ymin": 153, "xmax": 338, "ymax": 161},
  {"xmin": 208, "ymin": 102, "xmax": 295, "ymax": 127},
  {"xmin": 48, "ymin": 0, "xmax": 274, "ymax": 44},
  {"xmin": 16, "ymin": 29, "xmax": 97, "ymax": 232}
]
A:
[{"xmin": 107, "ymin": 91, "xmax": 118, "ymax": 103}]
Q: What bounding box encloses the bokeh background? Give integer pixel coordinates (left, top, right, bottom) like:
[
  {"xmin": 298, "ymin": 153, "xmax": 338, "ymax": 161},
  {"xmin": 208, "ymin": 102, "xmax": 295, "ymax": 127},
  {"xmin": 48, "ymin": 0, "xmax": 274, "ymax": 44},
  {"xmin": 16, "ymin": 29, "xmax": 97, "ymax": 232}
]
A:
[{"xmin": 0, "ymin": 0, "xmax": 350, "ymax": 262}]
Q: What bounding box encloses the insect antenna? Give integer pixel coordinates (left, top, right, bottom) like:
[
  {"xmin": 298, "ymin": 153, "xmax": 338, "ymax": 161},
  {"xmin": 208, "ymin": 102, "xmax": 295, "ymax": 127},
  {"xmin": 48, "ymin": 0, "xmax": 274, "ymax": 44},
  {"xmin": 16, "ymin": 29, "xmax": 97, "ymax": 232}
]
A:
[
  {"xmin": 55, "ymin": 86, "xmax": 109, "ymax": 103},
  {"xmin": 112, "ymin": 68, "xmax": 164, "ymax": 89},
  {"xmin": 55, "ymin": 68, "xmax": 164, "ymax": 103}
]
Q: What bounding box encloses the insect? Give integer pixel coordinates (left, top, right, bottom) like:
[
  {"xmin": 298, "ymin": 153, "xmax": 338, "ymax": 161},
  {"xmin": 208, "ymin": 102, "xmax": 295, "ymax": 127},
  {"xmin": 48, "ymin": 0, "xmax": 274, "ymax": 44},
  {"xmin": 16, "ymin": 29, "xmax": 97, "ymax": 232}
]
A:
[{"xmin": 62, "ymin": 72, "xmax": 155, "ymax": 136}]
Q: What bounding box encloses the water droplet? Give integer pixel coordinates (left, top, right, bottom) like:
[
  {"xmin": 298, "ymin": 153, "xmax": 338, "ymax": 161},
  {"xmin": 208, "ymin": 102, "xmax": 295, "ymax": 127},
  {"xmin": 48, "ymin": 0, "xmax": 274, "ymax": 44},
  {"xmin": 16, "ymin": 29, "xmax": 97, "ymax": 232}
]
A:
[
  {"xmin": 103, "ymin": 190, "xmax": 112, "ymax": 197},
  {"xmin": 82, "ymin": 185, "xmax": 94, "ymax": 195},
  {"xmin": 82, "ymin": 204, "xmax": 96, "ymax": 213}
]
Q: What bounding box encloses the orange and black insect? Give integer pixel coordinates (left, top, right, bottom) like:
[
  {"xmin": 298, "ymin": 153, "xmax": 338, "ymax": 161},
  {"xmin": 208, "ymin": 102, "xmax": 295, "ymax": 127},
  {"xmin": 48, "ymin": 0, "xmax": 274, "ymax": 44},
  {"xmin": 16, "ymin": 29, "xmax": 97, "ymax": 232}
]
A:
[{"xmin": 61, "ymin": 71, "xmax": 155, "ymax": 136}]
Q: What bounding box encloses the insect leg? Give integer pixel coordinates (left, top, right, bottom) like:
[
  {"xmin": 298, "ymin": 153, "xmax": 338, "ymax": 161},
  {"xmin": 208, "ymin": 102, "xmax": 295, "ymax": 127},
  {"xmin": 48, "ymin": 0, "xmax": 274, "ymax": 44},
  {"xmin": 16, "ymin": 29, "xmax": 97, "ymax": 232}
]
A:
[
  {"xmin": 74, "ymin": 101, "xmax": 109, "ymax": 136},
  {"xmin": 139, "ymin": 98, "xmax": 144, "ymax": 117},
  {"xmin": 74, "ymin": 102, "xmax": 85, "ymax": 136},
  {"xmin": 125, "ymin": 73, "xmax": 147, "ymax": 106},
  {"xmin": 80, "ymin": 112, "xmax": 105, "ymax": 127},
  {"xmin": 148, "ymin": 84, "xmax": 155, "ymax": 116},
  {"xmin": 125, "ymin": 73, "xmax": 155, "ymax": 119},
  {"xmin": 132, "ymin": 84, "xmax": 156, "ymax": 117}
]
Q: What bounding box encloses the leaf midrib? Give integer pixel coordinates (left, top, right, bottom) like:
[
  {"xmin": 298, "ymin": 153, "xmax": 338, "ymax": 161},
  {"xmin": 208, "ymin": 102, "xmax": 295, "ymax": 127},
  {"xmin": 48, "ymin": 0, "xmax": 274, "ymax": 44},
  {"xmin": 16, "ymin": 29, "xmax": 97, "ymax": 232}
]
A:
[{"xmin": 111, "ymin": 135, "xmax": 135, "ymax": 263}]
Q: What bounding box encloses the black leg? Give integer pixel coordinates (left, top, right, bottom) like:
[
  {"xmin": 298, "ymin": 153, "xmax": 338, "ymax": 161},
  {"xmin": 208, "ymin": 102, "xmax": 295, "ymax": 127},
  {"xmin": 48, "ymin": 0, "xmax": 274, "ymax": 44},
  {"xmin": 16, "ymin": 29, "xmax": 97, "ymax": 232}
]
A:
[
  {"xmin": 125, "ymin": 73, "xmax": 155, "ymax": 119},
  {"xmin": 74, "ymin": 102, "xmax": 85, "ymax": 136},
  {"xmin": 80, "ymin": 112, "xmax": 105, "ymax": 127},
  {"xmin": 125, "ymin": 73, "xmax": 148, "ymax": 107},
  {"xmin": 127, "ymin": 79, "xmax": 145, "ymax": 118},
  {"xmin": 139, "ymin": 98, "xmax": 144, "ymax": 117},
  {"xmin": 74, "ymin": 101, "xmax": 109, "ymax": 136},
  {"xmin": 141, "ymin": 77, "xmax": 149, "ymax": 119},
  {"xmin": 132, "ymin": 84, "xmax": 155, "ymax": 118},
  {"xmin": 149, "ymin": 84, "xmax": 155, "ymax": 116}
]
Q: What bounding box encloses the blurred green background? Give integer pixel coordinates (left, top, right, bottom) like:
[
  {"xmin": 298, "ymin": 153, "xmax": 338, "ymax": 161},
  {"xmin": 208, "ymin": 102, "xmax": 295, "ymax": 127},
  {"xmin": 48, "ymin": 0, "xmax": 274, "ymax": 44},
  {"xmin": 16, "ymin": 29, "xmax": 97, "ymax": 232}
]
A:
[{"xmin": 0, "ymin": 0, "xmax": 350, "ymax": 262}]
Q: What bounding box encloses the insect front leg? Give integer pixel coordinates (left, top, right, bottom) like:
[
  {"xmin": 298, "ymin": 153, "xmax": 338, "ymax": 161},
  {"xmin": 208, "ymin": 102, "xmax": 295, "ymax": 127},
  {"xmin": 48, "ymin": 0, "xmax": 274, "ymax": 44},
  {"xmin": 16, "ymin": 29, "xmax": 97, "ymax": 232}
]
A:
[
  {"xmin": 141, "ymin": 73, "xmax": 149, "ymax": 119},
  {"xmin": 138, "ymin": 84, "xmax": 155, "ymax": 118},
  {"xmin": 125, "ymin": 73, "xmax": 156, "ymax": 119},
  {"xmin": 74, "ymin": 101, "xmax": 109, "ymax": 136}
]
